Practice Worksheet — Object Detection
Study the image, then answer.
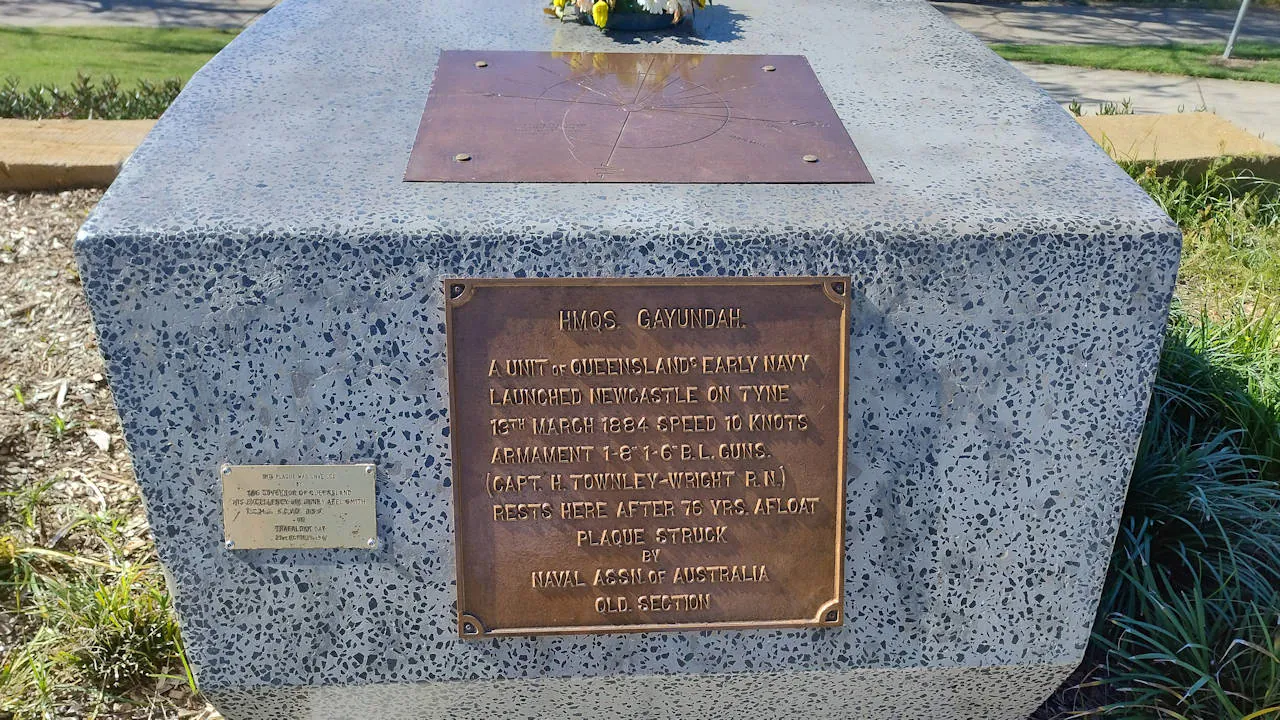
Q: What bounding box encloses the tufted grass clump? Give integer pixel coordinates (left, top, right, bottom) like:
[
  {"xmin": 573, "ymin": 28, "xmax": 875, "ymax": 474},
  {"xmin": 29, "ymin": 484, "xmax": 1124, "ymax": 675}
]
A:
[
  {"xmin": 1, "ymin": 465, "xmax": 194, "ymax": 718},
  {"xmin": 1, "ymin": 564, "xmax": 192, "ymax": 717}
]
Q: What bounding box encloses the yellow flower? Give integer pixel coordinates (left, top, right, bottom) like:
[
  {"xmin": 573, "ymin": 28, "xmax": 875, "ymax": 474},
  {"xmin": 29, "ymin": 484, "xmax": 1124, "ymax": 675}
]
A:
[
  {"xmin": 554, "ymin": 0, "xmax": 566, "ymax": 7},
  {"xmin": 592, "ymin": 0, "xmax": 609, "ymax": 28},
  {"xmin": 694, "ymin": 0, "xmax": 706, "ymax": 6}
]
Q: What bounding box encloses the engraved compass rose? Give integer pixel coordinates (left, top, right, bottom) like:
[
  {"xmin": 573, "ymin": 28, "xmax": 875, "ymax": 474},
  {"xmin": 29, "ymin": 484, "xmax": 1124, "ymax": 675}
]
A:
[{"xmin": 531, "ymin": 57, "xmax": 733, "ymax": 177}]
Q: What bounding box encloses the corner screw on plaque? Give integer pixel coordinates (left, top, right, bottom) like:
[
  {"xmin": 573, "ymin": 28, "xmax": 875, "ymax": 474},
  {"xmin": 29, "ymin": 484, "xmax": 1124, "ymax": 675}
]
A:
[
  {"xmin": 454, "ymin": 153, "xmax": 472, "ymax": 162},
  {"xmin": 803, "ymin": 154, "xmax": 820, "ymax": 163},
  {"xmin": 825, "ymin": 610, "xmax": 839, "ymax": 622},
  {"xmin": 831, "ymin": 281, "xmax": 846, "ymax": 295},
  {"xmin": 220, "ymin": 464, "xmax": 231, "ymax": 476},
  {"xmin": 365, "ymin": 464, "xmax": 375, "ymax": 475},
  {"xmin": 450, "ymin": 283, "xmax": 466, "ymax": 299},
  {"xmin": 463, "ymin": 622, "xmax": 476, "ymax": 634},
  {"xmin": 224, "ymin": 540, "xmax": 235, "ymax": 550},
  {"xmin": 366, "ymin": 537, "xmax": 377, "ymax": 548}
]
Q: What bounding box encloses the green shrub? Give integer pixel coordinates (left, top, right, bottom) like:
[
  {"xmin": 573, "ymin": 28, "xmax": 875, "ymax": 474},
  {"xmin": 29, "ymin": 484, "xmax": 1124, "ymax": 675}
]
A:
[{"xmin": 0, "ymin": 73, "xmax": 181, "ymax": 120}]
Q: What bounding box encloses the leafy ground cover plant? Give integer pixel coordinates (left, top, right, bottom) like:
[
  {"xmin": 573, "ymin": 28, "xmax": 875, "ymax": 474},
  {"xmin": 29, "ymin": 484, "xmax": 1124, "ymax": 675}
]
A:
[{"xmin": 0, "ymin": 74, "xmax": 182, "ymax": 120}]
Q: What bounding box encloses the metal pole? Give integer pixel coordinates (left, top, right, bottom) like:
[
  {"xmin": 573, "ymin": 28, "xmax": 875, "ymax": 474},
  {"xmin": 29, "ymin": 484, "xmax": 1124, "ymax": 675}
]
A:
[{"xmin": 1224, "ymin": 0, "xmax": 1251, "ymax": 59}]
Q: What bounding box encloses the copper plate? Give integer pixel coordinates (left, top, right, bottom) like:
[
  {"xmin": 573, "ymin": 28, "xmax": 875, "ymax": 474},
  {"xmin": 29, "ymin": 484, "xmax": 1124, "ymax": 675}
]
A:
[
  {"xmin": 444, "ymin": 278, "xmax": 849, "ymax": 637},
  {"xmin": 220, "ymin": 464, "xmax": 377, "ymax": 550},
  {"xmin": 406, "ymin": 51, "xmax": 872, "ymax": 183}
]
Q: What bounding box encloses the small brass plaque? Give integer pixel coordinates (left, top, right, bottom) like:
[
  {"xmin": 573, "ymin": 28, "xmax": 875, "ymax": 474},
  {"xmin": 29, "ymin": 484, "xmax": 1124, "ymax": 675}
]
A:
[
  {"xmin": 445, "ymin": 278, "xmax": 849, "ymax": 637},
  {"xmin": 220, "ymin": 464, "xmax": 377, "ymax": 550}
]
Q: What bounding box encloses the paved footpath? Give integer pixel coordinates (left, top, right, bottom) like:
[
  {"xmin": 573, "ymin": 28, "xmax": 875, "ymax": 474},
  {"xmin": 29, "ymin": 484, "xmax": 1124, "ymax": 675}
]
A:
[
  {"xmin": 0, "ymin": 0, "xmax": 275, "ymax": 27},
  {"xmin": 1014, "ymin": 61, "xmax": 1280, "ymax": 141},
  {"xmin": 935, "ymin": 1, "xmax": 1280, "ymax": 45}
]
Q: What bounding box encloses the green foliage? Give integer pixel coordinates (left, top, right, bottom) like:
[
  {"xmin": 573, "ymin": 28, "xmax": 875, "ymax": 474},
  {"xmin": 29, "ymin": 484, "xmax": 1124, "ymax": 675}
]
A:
[
  {"xmin": 1090, "ymin": 564, "xmax": 1279, "ymax": 719},
  {"xmin": 991, "ymin": 42, "xmax": 1280, "ymax": 84},
  {"xmin": 1128, "ymin": 162, "xmax": 1280, "ymax": 233},
  {"xmin": 1, "ymin": 478, "xmax": 56, "ymax": 534},
  {"xmin": 1125, "ymin": 161, "xmax": 1280, "ymax": 311},
  {"xmin": 1, "ymin": 566, "xmax": 188, "ymax": 716},
  {"xmin": 1, "ymin": 475, "xmax": 194, "ymax": 717},
  {"xmin": 1077, "ymin": 307, "xmax": 1280, "ymax": 719},
  {"xmin": 0, "ymin": 73, "xmax": 182, "ymax": 120},
  {"xmin": 0, "ymin": 26, "xmax": 236, "ymax": 88},
  {"xmin": 1097, "ymin": 99, "xmax": 1135, "ymax": 116},
  {"xmin": 45, "ymin": 412, "xmax": 73, "ymax": 442},
  {"xmin": 1067, "ymin": 99, "xmax": 1134, "ymax": 117},
  {"xmin": 49, "ymin": 568, "xmax": 182, "ymax": 692}
]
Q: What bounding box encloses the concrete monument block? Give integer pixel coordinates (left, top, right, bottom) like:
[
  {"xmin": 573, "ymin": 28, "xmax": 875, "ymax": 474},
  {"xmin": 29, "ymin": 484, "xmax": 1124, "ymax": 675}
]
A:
[{"xmin": 75, "ymin": 0, "xmax": 1180, "ymax": 717}]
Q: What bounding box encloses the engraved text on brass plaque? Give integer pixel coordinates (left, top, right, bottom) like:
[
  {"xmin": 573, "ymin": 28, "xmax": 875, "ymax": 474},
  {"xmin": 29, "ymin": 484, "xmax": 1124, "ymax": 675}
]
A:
[
  {"xmin": 445, "ymin": 278, "xmax": 849, "ymax": 637},
  {"xmin": 221, "ymin": 464, "xmax": 377, "ymax": 550}
]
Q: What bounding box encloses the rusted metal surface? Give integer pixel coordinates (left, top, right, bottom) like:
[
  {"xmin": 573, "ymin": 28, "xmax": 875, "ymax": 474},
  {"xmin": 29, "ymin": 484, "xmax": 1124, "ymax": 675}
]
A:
[
  {"xmin": 407, "ymin": 51, "xmax": 872, "ymax": 183},
  {"xmin": 444, "ymin": 277, "xmax": 849, "ymax": 637},
  {"xmin": 221, "ymin": 464, "xmax": 377, "ymax": 550}
]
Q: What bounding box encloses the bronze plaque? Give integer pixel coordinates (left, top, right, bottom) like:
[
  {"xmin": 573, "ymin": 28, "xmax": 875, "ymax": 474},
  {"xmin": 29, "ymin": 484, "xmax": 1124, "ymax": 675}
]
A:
[
  {"xmin": 406, "ymin": 51, "xmax": 872, "ymax": 183},
  {"xmin": 445, "ymin": 278, "xmax": 849, "ymax": 637},
  {"xmin": 220, "ymin": 464, "xmax": 377, "ymax": 550}
]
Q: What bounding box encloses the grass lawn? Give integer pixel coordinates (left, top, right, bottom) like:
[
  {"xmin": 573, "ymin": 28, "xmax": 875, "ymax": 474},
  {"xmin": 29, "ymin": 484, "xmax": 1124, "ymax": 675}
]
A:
[
  {"xmin": 1086, "ymin": 0, "xmax": 1280, "ymax": 7},
  {"xmin": 1140, "ymin": 162, "xmax": 1280, "ymax": 310},
  {"xmin": 0, "ymin": 26, "xmax": 237, "ymax": 87},
  {"xmin": 991, "ymin": 42, "xmax": 1280, "ymax": 84}
]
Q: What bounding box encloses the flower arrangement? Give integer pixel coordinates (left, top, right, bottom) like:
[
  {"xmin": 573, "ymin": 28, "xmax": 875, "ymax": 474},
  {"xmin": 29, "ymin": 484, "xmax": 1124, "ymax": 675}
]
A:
[{"xmin": 546, "ymin": 0, "xmax": 707, "ymax": 31}]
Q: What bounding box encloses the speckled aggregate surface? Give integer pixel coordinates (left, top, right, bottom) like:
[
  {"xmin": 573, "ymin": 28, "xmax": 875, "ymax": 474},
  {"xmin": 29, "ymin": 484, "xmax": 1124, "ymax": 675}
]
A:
[{"xmin": 74, "ymin": 0, "xmax": 1180, "ymax": 717}]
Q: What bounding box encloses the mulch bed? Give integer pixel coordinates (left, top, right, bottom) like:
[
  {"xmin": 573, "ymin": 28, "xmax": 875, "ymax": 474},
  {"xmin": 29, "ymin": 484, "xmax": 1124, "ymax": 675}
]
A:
[{"xmin": 0, "ymin": 190, "xmax": 219, "ymax": 720}]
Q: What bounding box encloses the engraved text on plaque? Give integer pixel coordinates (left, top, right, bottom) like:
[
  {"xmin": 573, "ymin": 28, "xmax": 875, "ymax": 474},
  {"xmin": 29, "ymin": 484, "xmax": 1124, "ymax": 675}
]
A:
[{"xmin": 445, "ymin": 278, "xmax": 849, "ymax": 637}]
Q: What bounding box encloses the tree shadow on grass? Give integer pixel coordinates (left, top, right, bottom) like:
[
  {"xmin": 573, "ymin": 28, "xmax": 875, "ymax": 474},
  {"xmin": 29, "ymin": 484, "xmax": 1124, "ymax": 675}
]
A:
[{"xmin": 0, "ymin": 26, "xmax": 236, "ymax": 56}]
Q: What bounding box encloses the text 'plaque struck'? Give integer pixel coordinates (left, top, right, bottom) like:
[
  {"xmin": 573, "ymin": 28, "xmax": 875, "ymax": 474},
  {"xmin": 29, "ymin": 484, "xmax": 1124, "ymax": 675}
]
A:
[
  {"xmin": 221, "ymin": 464, "xmax": 376, "ymax": 550},
  {"xmin": 445, "ymin": 278, "xmax": 849, "ymax": 638}
]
